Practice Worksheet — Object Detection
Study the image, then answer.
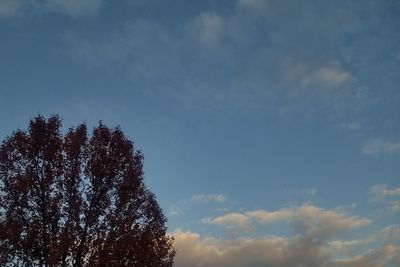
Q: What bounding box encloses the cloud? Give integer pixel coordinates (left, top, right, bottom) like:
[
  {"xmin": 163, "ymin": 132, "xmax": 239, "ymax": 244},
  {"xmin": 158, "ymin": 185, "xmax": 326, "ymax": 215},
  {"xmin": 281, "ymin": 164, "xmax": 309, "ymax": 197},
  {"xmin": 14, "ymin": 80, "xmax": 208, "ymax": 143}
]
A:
[
  {"xmin": 202, "ymin": 213, "xmax": 251, "ymax": 232},
  {"xmin": 179, "ymin": 201, "xmax": 397, "ymax": 267},
  {"xmin": 168, "ymin": 205, "xmax": 184, "ymax": 217},
  {"xmin": 191, "ymin": 12, "xmax": 224, "ymax": 46},
  {"xmin": 369, "ymin": 184, "xmax": 400, "ymax": 214},
  {"xmin": 303, "ymin": 188, "xmax": 318, "ymax": 196},
  {"xmin": 0, "ymin": 0, "xmax": 103, "ymax": 18},
  {"xmin": 45, "ymin": 0, "xmax": 104, "ymax": 16},
  {"xmin": 307, "ymin": 66, "xmax": 351, "ymax": 88},
  {"xmin": 237, "ymin": 0, "xmax": 268, "ymax": 11},
  {"xmin": 361, "ymin": 139, "xmax": 400, "ymax": 155},
  {"xmin": 190, "ymin": 193, "xmax": 227, "ymax": 203},
  {"xmin": 340, "ymin": 122, "xmax": 361, "ymax": 130},
  {"xmin": 202, "ymin": 204, "xmax": 370, "ymax": 238},
  {"xmin": 328, "ymin": 225, "xmax": 400, "ymax": 256},
  {"xmin": 292, "ymin": 205, "xmax": 370, "ymax": 238},
  {"xmin": 0, "ymin": 0, "xmax": 26, "ymax": 17},
  {"xmin": 377, "ymin": 225, "xmax": 400, "ymax": 243},
  {"xmin": 370, "ymin": 184, "xmax": 400, "ymax": 199},
  {"xmin": 172, "ymin": 227, "xmax": 400, "ymax": 267},
  {"xmin": 328, "ymin": 238, "xmax": 374, "ymax": 254},
  {"xmin": 286, "ymin": 61, "xmax": 351, "ymax": 89},
  {"xmin": 61, "ymin": 0, "xmax": 398, "ymax": 126},
  {"xmin": 245, "ymin": 208, "xmax": 292, "ymax": 224},
  {"xmin": 388, "ymin": 201, "xmax": 400, "ymax": 213},
  {"xmin": 332, "ymin": 245, "xmax": 400, "ymax": 267}
]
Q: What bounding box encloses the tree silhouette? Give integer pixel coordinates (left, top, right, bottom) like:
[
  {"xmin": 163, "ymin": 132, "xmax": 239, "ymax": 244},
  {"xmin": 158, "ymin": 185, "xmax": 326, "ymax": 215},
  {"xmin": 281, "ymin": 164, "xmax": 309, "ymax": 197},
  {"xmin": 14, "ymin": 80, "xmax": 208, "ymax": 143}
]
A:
[{"xmin": 0, "ymin": 115, "xmax": 175, "ymax": 267}]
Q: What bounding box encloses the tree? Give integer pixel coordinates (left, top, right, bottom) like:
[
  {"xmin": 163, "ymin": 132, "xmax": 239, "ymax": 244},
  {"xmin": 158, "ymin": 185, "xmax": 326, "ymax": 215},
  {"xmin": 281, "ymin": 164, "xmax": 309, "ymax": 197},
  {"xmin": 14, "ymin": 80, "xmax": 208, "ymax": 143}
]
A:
[{"xmin": 0, "ymin": 115, "xmax": 175, "ymax": 267}]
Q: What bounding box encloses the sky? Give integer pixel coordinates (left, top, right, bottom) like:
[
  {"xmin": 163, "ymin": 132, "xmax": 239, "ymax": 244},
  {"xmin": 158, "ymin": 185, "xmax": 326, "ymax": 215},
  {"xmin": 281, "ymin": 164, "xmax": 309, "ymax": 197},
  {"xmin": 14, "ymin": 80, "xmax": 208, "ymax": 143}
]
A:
[{"xmin": 0, "ymin": 0, "xmax": 400, "ymax": 266}]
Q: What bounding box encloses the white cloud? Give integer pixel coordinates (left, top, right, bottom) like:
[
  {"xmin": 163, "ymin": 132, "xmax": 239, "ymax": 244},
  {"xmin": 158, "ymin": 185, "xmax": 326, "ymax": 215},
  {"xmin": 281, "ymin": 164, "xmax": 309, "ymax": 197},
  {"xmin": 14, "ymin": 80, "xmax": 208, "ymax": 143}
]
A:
[
  {"xmin": 285, "ymin": 61, "xmax": 352, "ymax": 90},
  {"xmin": 292, "ymin": 205, "xmax": 370, "ymax": 238},
  {"xmin": 361, "ymin": 139, "xmax": 400, "ymax": 155},
  {"xmin": 172, "ymin": 227, "xmax": 399, "ymax": 267},
  {"xmin": 202, "ymin": 213, "xmax": 251, "ymax": 232},
  {"xmin": 190, "ymin": 193, "xmax": 227, "ymax": 203},
  {"xmin": 202, "ymin": 204, "xmax": 370, "ymax": 238},
  {"xmin": 302, "ymin": 65, "xmax": 351, "ymax": 88}
]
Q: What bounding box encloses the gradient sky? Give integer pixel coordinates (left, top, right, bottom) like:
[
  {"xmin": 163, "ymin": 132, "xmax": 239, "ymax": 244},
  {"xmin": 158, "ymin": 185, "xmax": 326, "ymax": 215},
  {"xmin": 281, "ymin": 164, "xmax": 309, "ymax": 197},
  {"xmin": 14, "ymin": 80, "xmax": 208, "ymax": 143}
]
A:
[{"xmin": 1, "ymin": 1, "xmax": 400, "ymax": 266}]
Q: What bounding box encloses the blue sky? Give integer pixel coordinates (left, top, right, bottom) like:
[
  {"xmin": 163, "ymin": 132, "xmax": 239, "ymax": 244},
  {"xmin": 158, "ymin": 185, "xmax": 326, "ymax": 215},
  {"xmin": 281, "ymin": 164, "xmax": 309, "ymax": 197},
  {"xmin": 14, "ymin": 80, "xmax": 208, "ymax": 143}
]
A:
[{"xmin": 1, "ymin": 0, "xmax": 400, "ymax": 266}]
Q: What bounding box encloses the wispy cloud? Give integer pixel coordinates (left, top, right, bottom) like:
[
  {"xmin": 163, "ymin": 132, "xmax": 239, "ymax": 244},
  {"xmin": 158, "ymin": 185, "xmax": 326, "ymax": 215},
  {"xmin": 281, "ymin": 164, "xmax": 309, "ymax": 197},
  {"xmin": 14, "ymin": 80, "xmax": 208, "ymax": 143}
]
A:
[
  {"xmin": 167, "ymin": 193, "xmax": 227, "ymax": 217},
  {"xmin": 46, "ymin": 0, "xmax": 103, "ymax": 16},
  {"xmin": 369, "ymin": 184, "xmax": 400, "ymax": 214},
  {"xmin": 0, "ymin": 0, "xmax": 25, "ymax": 17},
  {"xmin": 302, "ymin": 188, "xmax": 318, "ymax": 196},
  {"xmin": 304, "ymin": 66, "xmax": 351, "ymax": 88},
  {"xmin": 190, "ymin": 193, "xmax": 227, "ymax": 203},
  {"xmin": 370, "ymin": 184, "xmax": 400, "ymax": 199},
  {"xmin": 191, "ymin": 12, "xmax": 224, "ymax": 46},
  {"xmin": 333, "ymin": 245, "xmax": 400, "ymax": 267},
  {"xmin": 168, "ymin": 205, "xmax": 184, "ymax": 217},
  {"xmin": 237, "ymin": 0, "xmax": 268, "ymax": 11},
  {"xmin": 388, "ymin": 201, "xmax": 400, "ymax": 213},
  {"xmin": 361, "ymin": 139, "xmax": 400, "ymax": 156},
  {"xmin": 340, "ymin": 122, "xmax": 361, "ymax": 130},
  {"xmin": 329, "ymin": 224, "xmax": 400, "ymax": 254},
  {"xmin": 63, "ymin": 1, "xmax": 365, "ymax": 112},
  {"xmin": 286, "ymin": 61, "xmax": 351, "ymax": 89},
  {"xmin": 0, "ymin": 0, "xmax": 103, "ymax": 18}
]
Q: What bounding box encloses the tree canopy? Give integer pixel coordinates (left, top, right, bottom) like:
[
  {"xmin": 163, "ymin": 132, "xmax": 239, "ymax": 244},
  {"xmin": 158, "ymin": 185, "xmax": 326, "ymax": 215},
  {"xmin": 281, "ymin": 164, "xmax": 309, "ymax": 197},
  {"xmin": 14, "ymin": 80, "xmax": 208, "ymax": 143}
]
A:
[{"xmin": 0, "ymin": 115, "xmax": 175, "ymax": 267}]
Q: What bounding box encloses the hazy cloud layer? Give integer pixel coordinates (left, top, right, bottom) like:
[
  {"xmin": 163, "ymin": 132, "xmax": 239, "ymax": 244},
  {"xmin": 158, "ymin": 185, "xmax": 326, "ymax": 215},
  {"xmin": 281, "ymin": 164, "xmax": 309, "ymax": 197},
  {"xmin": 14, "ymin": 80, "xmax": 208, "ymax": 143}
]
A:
[
  {"xmin": 63, "ymin": 0, "xmax": 396, "ymax": 118},
  {"xmin": 362, "ymin": 139, "xmax": 400, "ymax": 156},
  {"xmin": 0, "ymin": 0, "xmax": 103, "ymax": 17},
  {"xmin": 0, "ymin": 0, "xmax": 27, "ymax": 17}
]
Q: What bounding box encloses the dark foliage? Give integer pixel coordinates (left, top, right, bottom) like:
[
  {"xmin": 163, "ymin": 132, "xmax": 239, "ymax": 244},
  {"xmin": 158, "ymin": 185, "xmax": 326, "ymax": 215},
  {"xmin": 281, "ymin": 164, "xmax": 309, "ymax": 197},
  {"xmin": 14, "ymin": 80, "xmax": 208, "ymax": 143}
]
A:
[{"xmin": 0, "ymin": 115, "xmax": 175, "ymax": 266}]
